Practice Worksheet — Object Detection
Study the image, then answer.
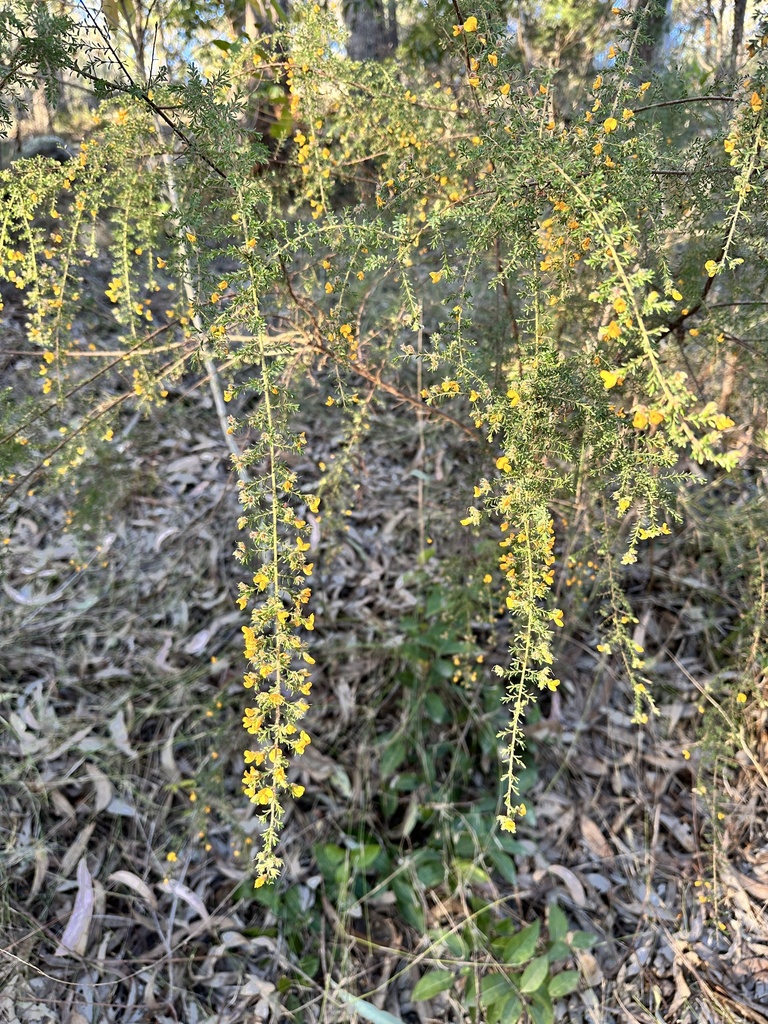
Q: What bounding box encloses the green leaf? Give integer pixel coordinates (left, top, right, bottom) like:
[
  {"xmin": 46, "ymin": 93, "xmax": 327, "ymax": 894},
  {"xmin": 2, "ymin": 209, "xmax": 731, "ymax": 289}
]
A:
[
  {"xmin": 298, "ymin": 955, "xmax": 319, "ymax": 978},
  {"xmin": 439, "ymin": 930, "xmax": 467, "ymax": 958},
  {"xmin": 424, "ymin": 691, "xmax": 448, "ymax": 722},
  {"xmin": 547, "ymin": 940, "xmax": 570, "ymax": 962},
  {"xmin": 548, "ymin": 970, "xmax": 580, "ymax": 999},
  {"xmin": 504, "ymin": 920, "xmax": 540, "ymax": 965},
  {"xmin": 480, "ymin": 973, "xmax": 514, "ymax": 1006},
  {"xmin": 415, "ymin": 851, "xmax": 444, "ymax": 887},
  {"xmin": 411, "ymin": 970, "xmax": 454, "ymax": 1002},
  {"xmin": 548, "ymin": 904, "xmax": 568, "ymax": 942},
  {"xmin": 499, "ymin": 993, "xmax": 523, "ymax": 1023},
  {"xmin": 210, "ymin": 38, "xmax": 232, "ymax": 51},
  {"xmin": 519, "ymin": 955, "xmax": 549, "ymax": 994},
  {"xmin": 350, "ymin": 843, "xmax": 380, "ymax": 872},
  {"xmin": 335, "ymin": 991, "xmax": 405, "ymax": 1024},
  {"xmin": 570, "ymin": 930, "xmax": 598, "ymax": 949},
  {"xmin": 453, "ymin": 859, "xmax": 491, "ymax": 885},
  {"xmin": 392, "ymin": 875, "xmax": 425, "ymax": 932},
  {"xmin": 380, "ymin": 738, "xmax": 407, "ymax": 777},
  {"xmin": 529, "ymin": 991, "xmax": 555, "ymax": 1024},
  {"xmin": 487, "ymin": 848, "xmax": 517, "ymax": 884}
]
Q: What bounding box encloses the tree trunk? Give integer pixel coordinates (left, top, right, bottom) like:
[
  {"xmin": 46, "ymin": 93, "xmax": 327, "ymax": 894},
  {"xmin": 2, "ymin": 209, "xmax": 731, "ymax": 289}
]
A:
[
  {"xmin": 343, "ymin": 0, "xmax": 397, "ymax": 61},
  {"xmin": 731, "ymin": 0, "xmax": 747, "ymax": 69}
]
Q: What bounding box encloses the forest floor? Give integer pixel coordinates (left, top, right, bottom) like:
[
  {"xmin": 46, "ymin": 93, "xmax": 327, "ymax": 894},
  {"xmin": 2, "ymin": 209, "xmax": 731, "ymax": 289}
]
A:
[{"xmin": 2, "ymin": 288, "xmax": 768, "ymax": 1024}]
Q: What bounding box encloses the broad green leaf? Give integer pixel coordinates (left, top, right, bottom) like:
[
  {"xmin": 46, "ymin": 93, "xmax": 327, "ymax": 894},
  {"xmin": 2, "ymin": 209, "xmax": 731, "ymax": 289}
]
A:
[
  {"xmin": 498, "ymin": 993, "xmax": 523, "ymax": 1023},
  {"xmin": 487, "ymin": 848, "xmax": 517, "ymax": 884},
  {"xmin": 350, "ymin": 843, "xmax": 380, "ymax": 871},
  {"xmin": 548, "ymin": 904, "xmax": 568, "ymax": 942},
  {"xmin": 411, "ymin": 969, "xmax": 454, "ymax": 1002},
  {"xmin": 415, "ymin": 851, "xmax": 444, "ymax": 887},
  {"xmin": 424, "ymin": 691, "xmax": 447, "ymax": 722},
  {"xmin": 519, "ymin": 955, "xmax": 549, "ymax": 994},
  {"xmin": 548, "ymin": 970, "xmax": 580, "ymax": 999},
  {"xmin": 570, "ymin": 930, "xmax": 598, "ymax": 949},
  {"xmin": 547, "ymin": 940, "xmax": 571, "ymax": 962},
  {"xmin": 380, "ymin": 739, "xmax": 407, "ymax": 777},
  {"xmin": 504, "ymin": 920, "xmax": 540, "ymax": 965},
  {"xmin": 440, "ymin": 930, "xmax": 467, "ymax": 958},
  {"xmin": 529, "ymin": 990, "xmax": 555, "ymax": 1024},
  {"xmin": 453, "ymin": 859, "xmax": 491, "ymax": 885},
  {"xmin": 480, "ymin": 973, "xmax": 514, "ymax": 1006},
  {"xmin": 392, "ymin": 876, "xmax": 425, "ymax": 932},
  {"xmin": 466, "ymin": 972, "xmax": 512, "ymax": 1007}
]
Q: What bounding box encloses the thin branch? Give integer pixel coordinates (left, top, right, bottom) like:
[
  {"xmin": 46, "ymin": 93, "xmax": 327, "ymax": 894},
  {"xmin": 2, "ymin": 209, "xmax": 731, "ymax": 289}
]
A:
[{"xmin": 633, "ymin": 95, "xmax": 736, "ymax": 114}]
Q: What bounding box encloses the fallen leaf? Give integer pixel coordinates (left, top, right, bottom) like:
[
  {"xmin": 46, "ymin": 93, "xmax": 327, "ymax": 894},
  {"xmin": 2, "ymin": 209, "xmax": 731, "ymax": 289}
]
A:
[
  {"xmin": 580, "ymin": 815, "xmax": 613, "ymax": 858},
  {"xmin": 160, "ymin": 879, "xmax": 210, "ymax": 921},
  {"xmin": 108, "ymin": 870, "xmax": 158, "ymax": 909},
  {"xmin": 108, "ymin": 709, "xmax": 137, "ymax": 759},
  {"xmin": 547, "ymin": 864, "xmax": 586, "ymax": 907},
  {"xmin": 54, "ymin": 858, "xmax": 93, "ymax": 956},
  {"xmin": 85, "ymin": 763, "xmax": 114, "ymax": 813},
  {"xmin": 59, "ymin": 824, "xmax": 95, "ymax": 878}
]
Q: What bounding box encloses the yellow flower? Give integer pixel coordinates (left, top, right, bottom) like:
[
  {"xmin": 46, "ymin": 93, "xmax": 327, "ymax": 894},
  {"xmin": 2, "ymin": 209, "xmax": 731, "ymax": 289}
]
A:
[
  {"xmin": 483, "ymin": 574, "xmax": 492, "ymax": 583},
  {"xmin": 294, "ymin": 730, "xmax": 312, "ymax": 755},
  {"xmin": 639, "ymin": 81, "xmax": 651, "ymax": 93},
  {"xmin": 325, "ymin": 282, "xmax": 333, "ymax": 293},
  {"xmin": 452, "ymin": 23, "xmax": 462, "ymax": 36},
  {"xmin": 463, "ymin": 16, "xmax": 478, "ymax": 32},
  {"xmin": 724, "ymin": 138, "xmax": 735, "ymax": 153},
  {"xmin": 633, "ymin": 409, "xmax": 649, "ymax": 429},
  {"xmin": 166, "ymin": 852, "xmax": 178, "ymax": 862},
  {"xmin": 468, "ymin": 76, "xmax": 480, "ymax": 88},
  {"xmin": 488, "ymin": 53, "xmax": 498, "ymax": 66},
  {"xmin": 682, "ymin": 749, "xmax": 691, "ymax": 760},
  {"xmin": 497, "ymin": 815, "xmax": 517, "ymax": 833},
  {"xmin": 495, "ymin": 455, "xmax": 512, "ymax": 473},
  {"xmin": 737, "ymin": 692, "xmax": 747, "ymax": 703},
  {"xmin": 622, "ymin": 108, "xmax": 634, "ymax": 120},
  {"xmin": 604, "ymin": 117, "xmax": 618, "ymax": 133},
  {"xmin": 613, "ymin": 296, "xmax": 627, "ymax": 313},
  {"xmin": 429, "ymin": 271, "xmax": 443, "ymax": 283},
  {"xmin": 550, "ymin": 608, "xmax": 564, "ymax": 627},
  {"xmin": 506, "ymin": 388, "xmax": 521, "ymax": 406},
  {"xmin": 704, "ymin": 259, "xmax": 718, "ymax": 277},
  {"xmin": 593, "ymin": 75, "xmax": 603, "ymax": 90},
  {"xmin": 648, "ymin": 409, "xmax": 664, "ymax": 425},
  {"xmin": 671, "ymin": 288, "xmax": 683, "ymax": 300},
  {"xmin": 750, "ymin": 91, "xmax": 763, "ymax": 113},
  {"xmin": 600, "ymin": 369, "xmax": 620, "ymax": 389},
  {"xmin": 500, "ymin": 83, "xmax": 510, "ymax": 96}
]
